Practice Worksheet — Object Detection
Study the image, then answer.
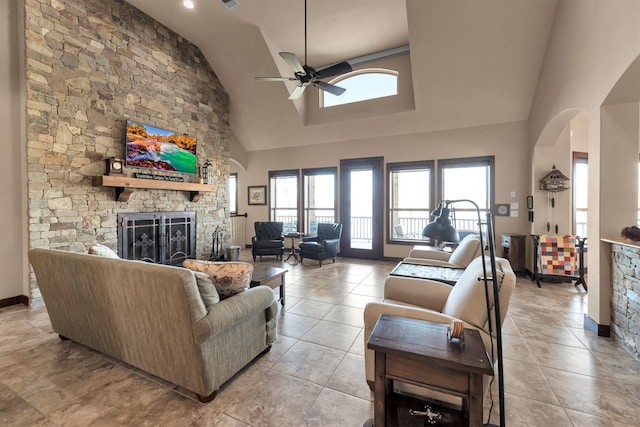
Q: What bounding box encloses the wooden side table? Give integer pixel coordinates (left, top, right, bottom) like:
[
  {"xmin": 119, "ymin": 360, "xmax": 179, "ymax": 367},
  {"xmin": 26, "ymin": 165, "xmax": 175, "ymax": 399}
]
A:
[
  {"xmin": 283, "ymin": 232, "xmax": 305, "ymax": 264},
  {"xmin": 365, "ymin": 315, "xmax": 493, "ymax": 427}
]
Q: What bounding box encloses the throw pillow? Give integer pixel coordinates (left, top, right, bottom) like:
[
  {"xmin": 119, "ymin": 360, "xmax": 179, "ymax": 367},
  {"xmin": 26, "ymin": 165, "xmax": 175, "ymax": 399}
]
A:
[
  {"xmin": 88, "ymin": 244, "xmax": 119, "ymax": 258},
  {"xmin": 183, "ymin": 259, "xmax": 254, "ymax": 299},
  {"xmin": 193, "ymin": 271, "xmax": 220, "ymax": 308}
]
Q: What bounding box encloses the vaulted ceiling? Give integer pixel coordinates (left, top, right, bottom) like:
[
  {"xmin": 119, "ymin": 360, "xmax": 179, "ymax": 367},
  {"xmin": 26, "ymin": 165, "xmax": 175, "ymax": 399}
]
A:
[{"xmin": 125, "ymin": 0, "xmax": 559, "ymax": 151}]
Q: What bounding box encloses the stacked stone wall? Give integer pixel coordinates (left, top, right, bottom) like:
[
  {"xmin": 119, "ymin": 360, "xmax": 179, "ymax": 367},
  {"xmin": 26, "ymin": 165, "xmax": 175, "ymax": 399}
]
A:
[
  {"xmin": 24, "ymin": 0, "xmax": 230, "ymax": 300},
  {"xmin": 610, "ymin": 243, "xmax": 640, "ymax": 359}
]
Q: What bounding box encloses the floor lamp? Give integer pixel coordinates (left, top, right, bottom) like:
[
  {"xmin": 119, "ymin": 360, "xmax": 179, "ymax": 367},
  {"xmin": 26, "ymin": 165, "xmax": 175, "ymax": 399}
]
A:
[{"xmin": 422, "ymin": 199, "xmax": 505, "ymax": 427}]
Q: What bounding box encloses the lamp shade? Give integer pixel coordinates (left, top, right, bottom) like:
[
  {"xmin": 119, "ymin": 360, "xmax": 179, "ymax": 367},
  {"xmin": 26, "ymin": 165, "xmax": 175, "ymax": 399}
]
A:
[
  {"xmin": 422, "ymin": 221, "xmax": 460, "ymax": 243},
  {"xmin": 422, "ymin": 203, "xmax": 460, "ymax": 243}
]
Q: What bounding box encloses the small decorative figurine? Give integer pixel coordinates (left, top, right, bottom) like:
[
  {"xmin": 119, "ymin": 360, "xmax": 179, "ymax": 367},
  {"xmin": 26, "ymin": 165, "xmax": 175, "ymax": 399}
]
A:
[{"xmin": 621, "ymin": 225, "xmax": 640, "ymax": 241}]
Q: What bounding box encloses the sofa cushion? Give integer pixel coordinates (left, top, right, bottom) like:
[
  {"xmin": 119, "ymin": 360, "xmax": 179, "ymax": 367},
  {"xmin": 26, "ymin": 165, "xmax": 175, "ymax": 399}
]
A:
[
  {"xmin": 193, "ymin": 271, "xmax": 220, "ymax": 308},
  {"xmin": 183, "ymin": 260, "xmax": 254, "ymax": 299},
  {"xmin": 87, "ymin": 244, "xmax": 119, "ymax": 258},
  {"xmin": 255, "ymin": 240, "xmax": 284, "ymax": 249},
  {"xmin": 298, "ymin": 241, "xmax": 324, "ymax": 254}
]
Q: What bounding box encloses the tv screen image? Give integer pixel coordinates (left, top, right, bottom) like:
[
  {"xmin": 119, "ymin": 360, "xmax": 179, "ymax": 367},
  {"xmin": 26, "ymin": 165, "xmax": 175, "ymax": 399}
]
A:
[{"xmin": 126, "ymin": 120, "xmax": 197, "ymax": 174}]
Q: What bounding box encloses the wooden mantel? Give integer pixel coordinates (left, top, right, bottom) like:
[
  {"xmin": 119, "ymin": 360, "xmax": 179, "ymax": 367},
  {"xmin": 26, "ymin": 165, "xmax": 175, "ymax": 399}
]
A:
[{"xmin": 93, "ymin": 175, "xmax": 215, "ymax": 202}]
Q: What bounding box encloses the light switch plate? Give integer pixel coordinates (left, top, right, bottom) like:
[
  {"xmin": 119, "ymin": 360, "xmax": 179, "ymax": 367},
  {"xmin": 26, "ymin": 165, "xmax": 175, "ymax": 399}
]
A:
[
  {"xmin": 510, "ymin": 210, "xmax": 519, "ymax": 218},
  {"xmin": 510, "ymin": 202, "xmax": 519, "ymax": 209}
]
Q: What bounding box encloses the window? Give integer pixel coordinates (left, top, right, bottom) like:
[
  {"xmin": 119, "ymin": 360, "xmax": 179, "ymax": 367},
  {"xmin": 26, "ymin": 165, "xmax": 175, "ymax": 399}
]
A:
[
  {"xmin": 387, "ymin": 161, "xmax": 434, "ymax": 243},
  {"xmin": 439, "ymin": 157, "xmax": 494, "ymax": 233},
  {"xmin": 269, "ymin": 170, "xmax": 299, "ymax": 233},
  {"xmin": 303, "ymin": 168, "xmax": 337, "ymax": 235},
  {"xmin": 229, "ymin": 173, "xmax": 237, "ymax": 214},
  {"xmin": 573, "ymin": 153, "xmax": 588, "ymax": 237},
  {"xmin": 322, "ymin": 70, "xmax": 398, "ymax": 108}
]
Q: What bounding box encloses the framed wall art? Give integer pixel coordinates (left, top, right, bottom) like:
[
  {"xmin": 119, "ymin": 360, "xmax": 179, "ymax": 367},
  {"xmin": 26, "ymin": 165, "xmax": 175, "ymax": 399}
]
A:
[{"xmin": 248, "ymin": 185, "xmax": 267, "ymax": 205}]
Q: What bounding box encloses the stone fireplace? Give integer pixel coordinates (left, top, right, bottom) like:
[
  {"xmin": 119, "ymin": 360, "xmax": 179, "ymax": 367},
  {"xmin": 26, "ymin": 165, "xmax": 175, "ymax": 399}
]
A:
[
  {"xmin": 117, "ymin": 212, "xmax": 196, "ymax": 266},
  {"xmin": 24, "ymin": 0, "xmax": 231, "ymax": 302},
  {"xmin": 609, "ymin": 240, "xmax": 640, "ymax": 359}
]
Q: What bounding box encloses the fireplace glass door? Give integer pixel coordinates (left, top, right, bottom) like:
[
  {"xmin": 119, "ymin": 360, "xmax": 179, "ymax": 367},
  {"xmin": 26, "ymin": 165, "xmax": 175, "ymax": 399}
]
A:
[{"xmin": 118, "ymin": 212, "xmax": 196, "ymax": 266}]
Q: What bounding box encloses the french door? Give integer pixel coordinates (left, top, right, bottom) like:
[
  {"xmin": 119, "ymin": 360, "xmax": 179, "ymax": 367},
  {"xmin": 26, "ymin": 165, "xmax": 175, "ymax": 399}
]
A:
[{"xmin": 339, "ymin": 157, "xmax": 384, "ymax": 259}]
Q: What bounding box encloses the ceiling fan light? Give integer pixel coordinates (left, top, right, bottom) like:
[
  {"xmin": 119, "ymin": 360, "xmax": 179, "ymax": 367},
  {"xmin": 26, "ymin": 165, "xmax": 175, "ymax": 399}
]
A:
[{"xmin": 183, "ymin": 0, "xmax": 194, "ymax": 9}]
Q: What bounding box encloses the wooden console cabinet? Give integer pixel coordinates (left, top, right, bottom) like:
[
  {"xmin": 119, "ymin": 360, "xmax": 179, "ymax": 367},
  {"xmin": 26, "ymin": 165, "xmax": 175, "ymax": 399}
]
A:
[{"xmin": 501, "ymin": 233, "xmax": 525, "ymax": 275}]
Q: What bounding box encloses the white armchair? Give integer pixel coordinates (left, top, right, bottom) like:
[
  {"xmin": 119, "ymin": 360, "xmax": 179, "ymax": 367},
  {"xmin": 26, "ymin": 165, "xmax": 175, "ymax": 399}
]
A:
[
  {"xmin": 363, "ymin": 256, "xmax": 516, "ymax": 403},
  {"xmin": 408, "ymin": 234, "xmax": 482, "ymax": 268}
]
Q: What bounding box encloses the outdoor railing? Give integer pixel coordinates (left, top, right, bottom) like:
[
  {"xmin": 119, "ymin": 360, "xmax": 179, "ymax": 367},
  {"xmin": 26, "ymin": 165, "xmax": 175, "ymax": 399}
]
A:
[
  {"xmin": 273, "ymin": 215, "xmax": 336, "ymax": 234},
  {"xmin": 351, "ymin": 216, "xmax": 372, "ymax": 240},
  {"xmin": 272, "ymin": 215, "xmax": 488, "ymax": 241}
]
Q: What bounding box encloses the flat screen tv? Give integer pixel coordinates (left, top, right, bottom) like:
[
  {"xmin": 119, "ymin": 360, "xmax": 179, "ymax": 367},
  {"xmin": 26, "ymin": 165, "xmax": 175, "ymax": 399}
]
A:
[{"xmin": 125, "ymin": 120, "xmax": 197, "ymax": 174}]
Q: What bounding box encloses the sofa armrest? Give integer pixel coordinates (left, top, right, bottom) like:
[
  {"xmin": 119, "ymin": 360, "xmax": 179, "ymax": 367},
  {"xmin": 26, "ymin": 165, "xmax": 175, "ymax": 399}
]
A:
[
  {"xmin": 193, "ymin": 286, "xmax": 275, "ymax": 343},
  {"xmin": 383, "ymin": 276, "xmax": 452, "ymax": 312},
  {"xmin": 402, "ymin": 257, "xmax": 463, "ymax": 268},
  {"xmin": 322, "ymin": 238, "xmax": 340, "ymax": 247},
  {"xmin": 364, "ymin": 301, "xmax": 458, "ymax": 338},
  {"xmin": 408, "ymin": 247, "xmax": 452, "ymax": 261},
  {"xmin": 302, "ymin": 235, "xmax": 318, "ymax": 243}
]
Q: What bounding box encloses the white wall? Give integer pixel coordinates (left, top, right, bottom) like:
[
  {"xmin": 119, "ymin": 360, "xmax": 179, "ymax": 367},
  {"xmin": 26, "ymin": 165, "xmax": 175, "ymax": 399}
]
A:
[
  {"xmin": 528, "ymin": 0, "xmax": 640, "ymax": 328},
  {"xmin": 234, "ymin": 120, "xmax": 530, "ymax": 258},
  {"xmin": 0, "ymin": 0, "xmax": 27, "ymax": 300},
  {"xmin": 533, "ymin": 125, "xmax": 572, "ymax": 235}
]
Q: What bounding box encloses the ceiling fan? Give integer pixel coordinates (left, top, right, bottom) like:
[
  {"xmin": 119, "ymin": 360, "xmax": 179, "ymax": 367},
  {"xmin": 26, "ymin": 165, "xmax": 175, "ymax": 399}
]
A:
[{"xmin": 255, "ymin": 0, "xmax": 353, "ymax": 100}]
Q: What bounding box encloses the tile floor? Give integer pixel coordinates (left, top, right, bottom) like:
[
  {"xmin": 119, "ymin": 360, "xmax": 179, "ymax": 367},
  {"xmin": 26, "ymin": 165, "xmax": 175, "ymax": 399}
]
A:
[{"xmin": 1, "ymin": 251, "xmax": 639, "ymax": 426}]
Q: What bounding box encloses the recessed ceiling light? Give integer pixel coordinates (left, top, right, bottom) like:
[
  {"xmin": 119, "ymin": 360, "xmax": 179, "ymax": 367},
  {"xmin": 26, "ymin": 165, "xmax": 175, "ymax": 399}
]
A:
[{"xmin": 183, "ymin": 0, "xmax": 195, "ymax": 9}]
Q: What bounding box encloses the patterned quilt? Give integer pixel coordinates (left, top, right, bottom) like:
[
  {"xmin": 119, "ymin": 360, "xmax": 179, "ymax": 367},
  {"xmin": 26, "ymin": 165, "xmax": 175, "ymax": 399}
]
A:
[{"xmin": 538, "ymin": 235, "xmax": 577, "ymax": 276}]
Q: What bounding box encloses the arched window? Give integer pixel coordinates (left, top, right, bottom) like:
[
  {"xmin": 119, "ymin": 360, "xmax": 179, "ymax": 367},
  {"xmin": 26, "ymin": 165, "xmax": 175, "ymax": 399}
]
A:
[{"xmin": 322, "ymin": 69, "xmax": 398, "ymax": 107}]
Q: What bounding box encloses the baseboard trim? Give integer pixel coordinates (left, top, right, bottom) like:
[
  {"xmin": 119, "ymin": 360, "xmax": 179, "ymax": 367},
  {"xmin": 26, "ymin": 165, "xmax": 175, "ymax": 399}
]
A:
[
  {"xmin": 584, "ymin": 314, "xmax": 610, "ymax": 337},
  {"xmin": 0, "ymin": 295, "xmax": 29, "ymax": 309}
]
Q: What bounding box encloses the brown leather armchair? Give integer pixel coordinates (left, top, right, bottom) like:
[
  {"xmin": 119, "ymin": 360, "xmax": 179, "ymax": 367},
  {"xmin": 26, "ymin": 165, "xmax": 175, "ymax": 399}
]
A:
[{"xmin": 251, "ymin": 222, "xmax": 285, "ymax": 261}]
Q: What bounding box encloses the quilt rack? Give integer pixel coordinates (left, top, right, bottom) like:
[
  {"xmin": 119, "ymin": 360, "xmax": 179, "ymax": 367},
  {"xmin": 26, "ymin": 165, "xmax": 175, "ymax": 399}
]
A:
[{"xmin": 531, "ymin": 234, "xmax": 587, "ymax": 291}]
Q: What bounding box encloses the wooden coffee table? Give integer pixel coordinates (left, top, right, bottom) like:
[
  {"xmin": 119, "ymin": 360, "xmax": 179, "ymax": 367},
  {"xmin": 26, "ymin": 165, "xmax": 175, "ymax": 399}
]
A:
[
  {"xmin": 250, "ymin": 265, "xmax": 288, "ymax": 306},
  {"xmin": 365, "ymin": 314, "xmax": 493, "ymax": 427}
]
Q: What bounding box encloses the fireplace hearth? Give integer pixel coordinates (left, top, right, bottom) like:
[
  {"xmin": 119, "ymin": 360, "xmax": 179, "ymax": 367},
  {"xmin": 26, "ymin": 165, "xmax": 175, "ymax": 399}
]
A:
[{"xmin": 118, "ymin": 212, "xmax": 196, "ymax": 266}]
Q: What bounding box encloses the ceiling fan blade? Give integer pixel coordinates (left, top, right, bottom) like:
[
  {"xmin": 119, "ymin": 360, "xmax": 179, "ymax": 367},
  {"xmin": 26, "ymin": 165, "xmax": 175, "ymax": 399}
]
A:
[
  {"xmin": 288, "ymin": 84, "xmax": 307, "ymax": 100},
  {"xmin": 280, "ymin": 52, "xmax": 305, "ymax": 75},
  {"xmin": 313, "ymin": 81, "xmax": 346, "ymax": 96},
  {"xmin": 255, "ymin": 77, "xmax": 298, "ymax": 81},
  {"xmin": 315, "ymin": 61, "xmax": 352, "ymax": 79}
]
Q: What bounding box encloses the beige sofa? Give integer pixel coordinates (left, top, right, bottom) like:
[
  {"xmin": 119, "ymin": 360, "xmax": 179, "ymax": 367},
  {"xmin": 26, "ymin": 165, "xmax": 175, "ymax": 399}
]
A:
[
  {"xmin": 363, "ymin": 256, "xmax": 515, "ymax": 403},
  {"xmin": 28, "ymin": 248, "xmax": 278, "ymax": 402}
]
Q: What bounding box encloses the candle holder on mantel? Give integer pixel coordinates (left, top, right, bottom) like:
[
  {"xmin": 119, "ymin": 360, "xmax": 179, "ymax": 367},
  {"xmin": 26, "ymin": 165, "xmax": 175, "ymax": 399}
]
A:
[
  {"xmin": 202, "ymin": 160, "xmax": 213, "ymax": 185},
  {"xmin": 197, "ymin": 163, "xmax": 204, "ymax": 184}
]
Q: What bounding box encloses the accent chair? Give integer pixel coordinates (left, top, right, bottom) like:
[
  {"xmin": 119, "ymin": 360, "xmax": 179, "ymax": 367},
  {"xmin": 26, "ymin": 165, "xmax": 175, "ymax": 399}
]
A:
[
  {"xmin": 298, "ymin": 223, "xmax": 343, "ymax": 266},
  {"xmin": 251, "ymin": 221, "xmax": 285, "ymax": 261}
]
